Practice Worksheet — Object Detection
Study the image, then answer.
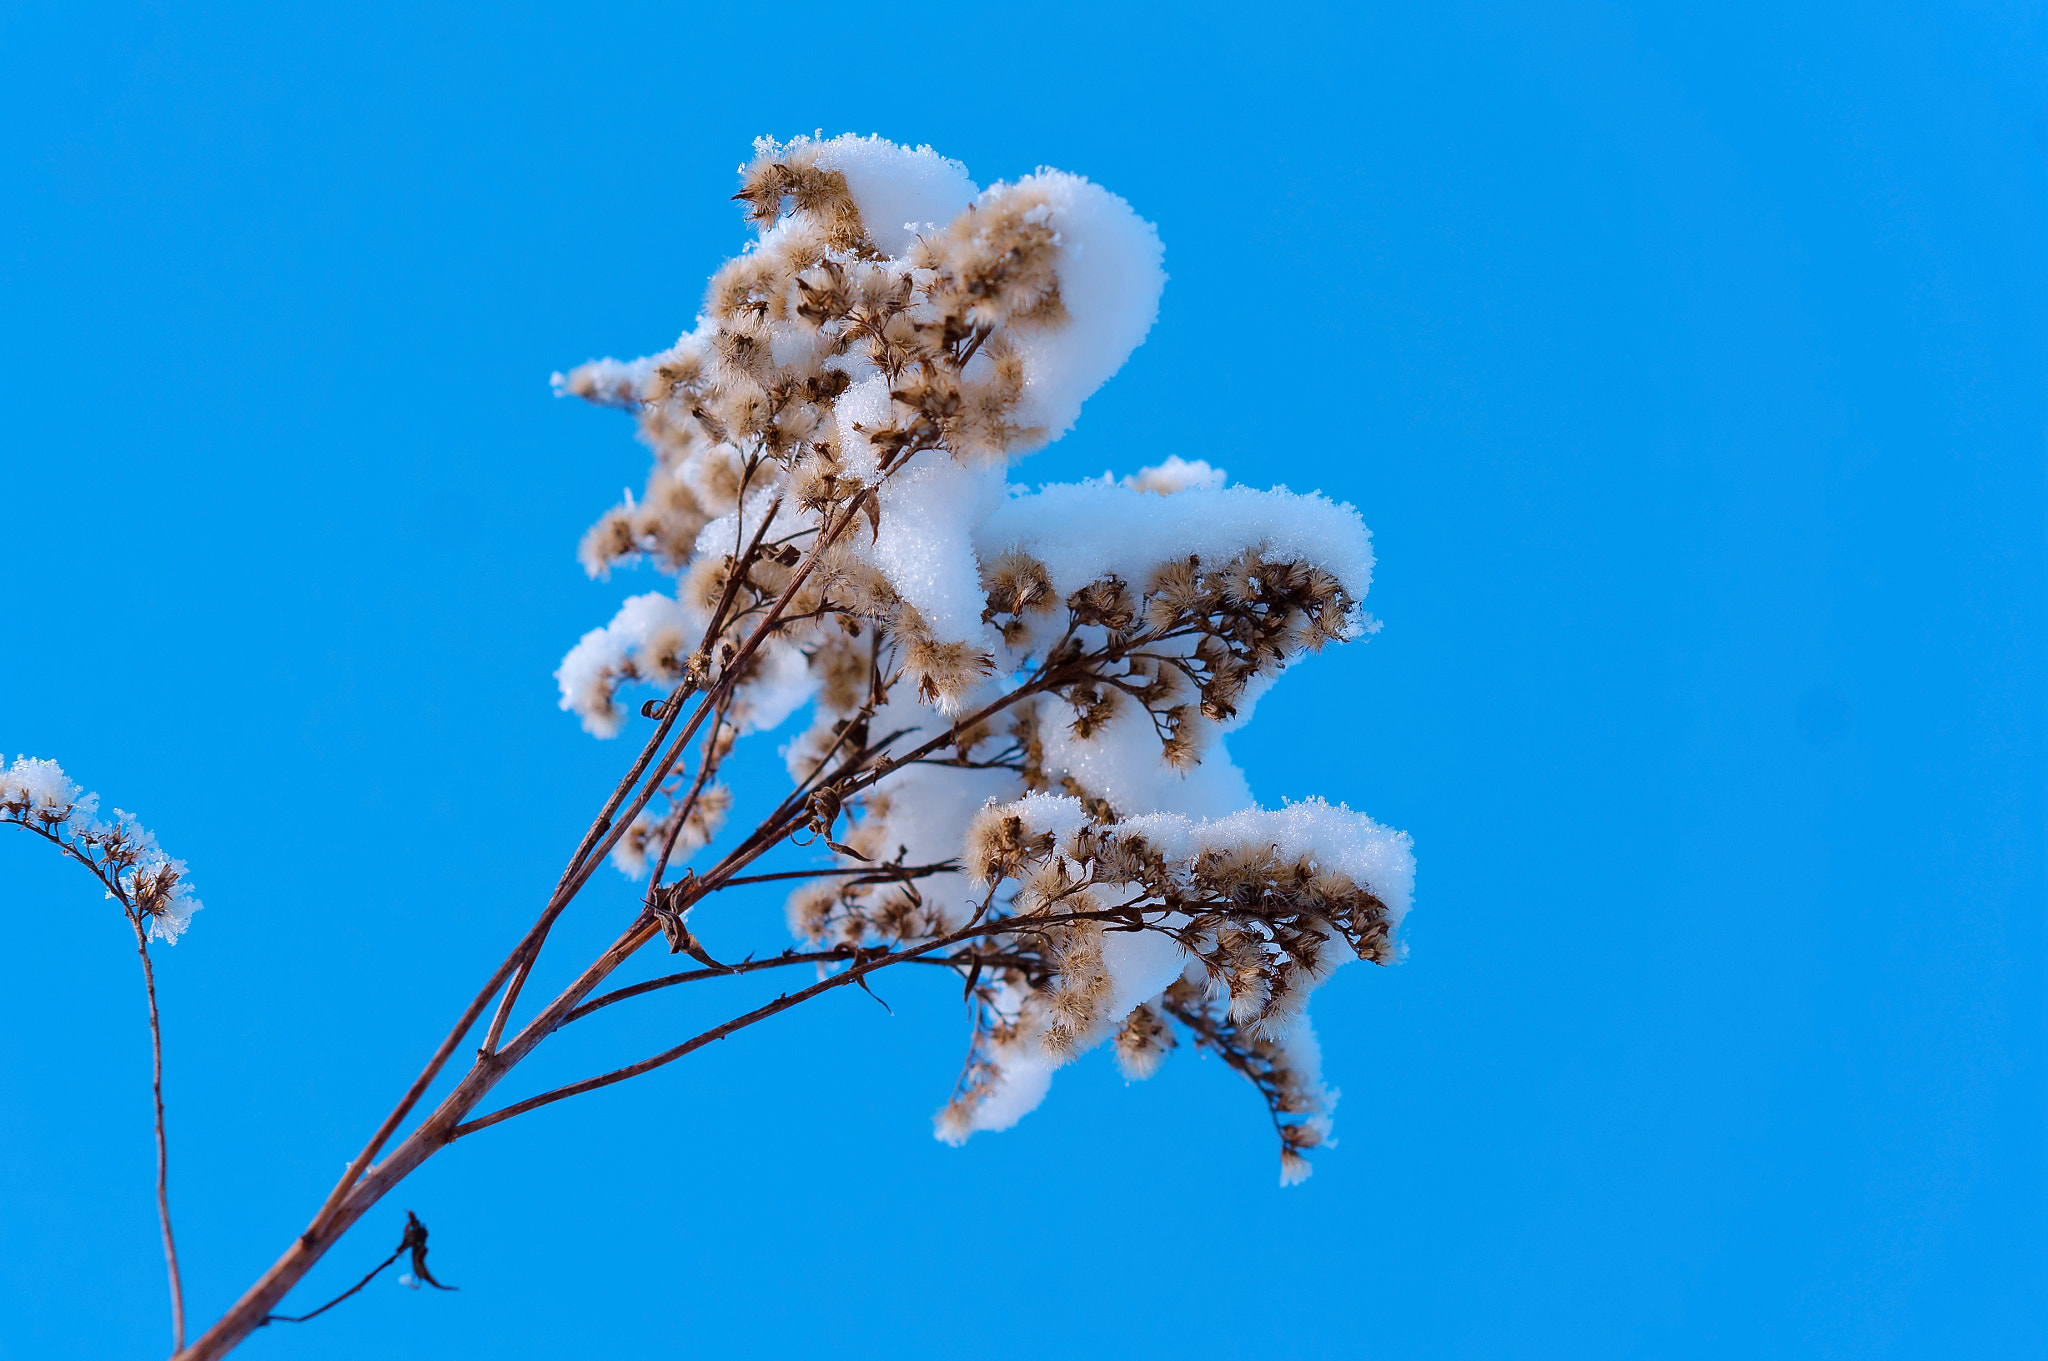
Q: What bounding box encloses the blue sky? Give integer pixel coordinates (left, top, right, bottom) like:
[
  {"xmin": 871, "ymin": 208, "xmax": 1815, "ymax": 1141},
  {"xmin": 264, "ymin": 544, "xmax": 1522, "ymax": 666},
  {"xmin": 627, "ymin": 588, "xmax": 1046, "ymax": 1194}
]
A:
[{"xmin": 2, "ymin": 2, "xmax": 2041, "ymax": 1358}]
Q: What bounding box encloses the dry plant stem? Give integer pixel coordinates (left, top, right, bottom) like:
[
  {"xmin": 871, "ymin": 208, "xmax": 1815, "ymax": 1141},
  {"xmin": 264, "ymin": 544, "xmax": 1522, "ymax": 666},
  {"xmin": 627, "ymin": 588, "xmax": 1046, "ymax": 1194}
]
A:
[
  {"xmin": 171, "ymin": 913, "xmax": 655, "ymax": 1360},
  {"xmin": 219, "ymin": 498, "xmax": 866, "ymax": 1353},
  {"xmin": 713, "ymin": 861, "xmax": 955, "ymax": 888},
  {"xmin": 562, "ymin": 937, "xmax": 1006, "ymax": 1023},
  {"xmin": 694, "ymin": 668, "xmax": 1070, "ymax": 891},
  {"xmin": 471, "ymin": 492, "xmax": 786, "ymax": 1048},
  {"xmin": 312, "ymin": 664, "xmax": 707, "ymax": 1233},
  {"xmin": 176, "ymin": 689, "xmax": 1087, "ymax": 1359},
  {"xmin": 179, "ymin": 735, "xmax": 1003, "ymax": 1357},
  {"xmin": 550, "ymin": 494, "xmax": 850, "ymax": 914},
  {"xmin": 473, "ymin": 493, "xmax": 777, "ymax": 1051},
  {"xmin": 180, "ymin": 486, "xmax": 1203, "ymax": 1355},
  {"xmin": 310, "ymin": 498, "xmax": 848, "ymax": 1238},
  {"xmin": 454, "ymin": 919, "xmax": 1033, "ymax": 1137},
  {"xmin": 648, "ymin": 695, "xmax": 731, "ymax": 892},
  {"xmin": 476, "ymin": 674, "xmax": 697, "ymax": 1056},
  {"xmin": 1160, "ymin": 993, "xmax": 1294, "ymax": 1141},
  {"xmin": 451, "ymin": 938, "xmax": 953, "ymax": 1137},
  {"xmin": 130, "ymin": 917, "xmax": 185, "ymax": 1355},
  {"xmin": 6, "ymin": 820, "xmax": 188, "ymax": 1354}
]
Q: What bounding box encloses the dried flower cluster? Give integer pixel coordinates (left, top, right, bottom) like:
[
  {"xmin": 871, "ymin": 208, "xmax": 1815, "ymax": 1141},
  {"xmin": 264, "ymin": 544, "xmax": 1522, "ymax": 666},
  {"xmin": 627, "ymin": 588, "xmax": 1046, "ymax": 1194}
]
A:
[
  {"xmin": 940, "ymin": 794, "xmax": 1403, "ymax": 1182},
  {"xmin": 2, "ymin": 755, "xmax": 201, "ymax": 943},
  {"xmin": 554, "ymin": 134, "xmax": 1414, "ymax": 1182}
]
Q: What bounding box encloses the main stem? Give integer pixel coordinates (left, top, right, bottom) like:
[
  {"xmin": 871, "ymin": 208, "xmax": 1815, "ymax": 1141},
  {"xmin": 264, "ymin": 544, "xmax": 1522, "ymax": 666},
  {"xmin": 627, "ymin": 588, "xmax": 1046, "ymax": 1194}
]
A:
[
  {"xmin": 169, "ymin": 893, "xmax": 1115, "ymax": 1360},
  {"xmin": 174, "ymin": 500, "xmax": 863, "ymax": 1360},
  {"xmin": 130, "ymin": 919, "xmax": 185, "ymax": 1355},
  {"xmin": 169, "ymin": 654, "xmax": 1089, "ymax": 1350},
  {"xmin": 170, "ymin": 911, "xmax": 659, "ymax": 1361},
  {"xmin": 168, "ymin": 495, "xmax": 1118, "ymax": 1358}
]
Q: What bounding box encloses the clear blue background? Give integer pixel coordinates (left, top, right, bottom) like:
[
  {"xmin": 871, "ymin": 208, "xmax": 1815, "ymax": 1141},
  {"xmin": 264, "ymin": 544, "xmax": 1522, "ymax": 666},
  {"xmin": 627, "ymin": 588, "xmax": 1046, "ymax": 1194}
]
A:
[{"xmin": 2, "ymin": 2, "xmax": 2040, "ymax": 1357}]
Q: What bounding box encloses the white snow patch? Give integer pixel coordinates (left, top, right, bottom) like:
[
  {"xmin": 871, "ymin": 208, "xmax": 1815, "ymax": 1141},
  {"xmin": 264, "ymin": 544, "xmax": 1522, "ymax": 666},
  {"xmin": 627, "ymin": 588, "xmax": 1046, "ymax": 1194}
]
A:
[
  {"xmin": 811, "ymin": 134, "xmax": 978, "ymax": 258},
  {"xmin": 995, "ymin": 171, "xmax": 1165, "ymax": 450}
]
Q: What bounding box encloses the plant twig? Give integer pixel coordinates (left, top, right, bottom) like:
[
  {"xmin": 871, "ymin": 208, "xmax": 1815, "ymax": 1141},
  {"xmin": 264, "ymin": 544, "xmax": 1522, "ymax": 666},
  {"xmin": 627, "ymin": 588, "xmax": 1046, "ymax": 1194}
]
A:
[
  {"xmin": 260, "ymin": 1243, "xmax": 404, "ymax": 1326},
  {"xmin": 127, "ymin": 919, "xmax": 186, "ymax": 1355},
  {"xmin": 260, "ymin": 1211, "xmax": 452, "ymax": 1327},
  {"xmin": 8, "ymin": 816, "xmax": 190, "ymax": 1354},
  {"xmin": 448, "ymin": 939, "xmax": 945, "ymax": 1138},
  {"xmin": 448, "ymin": 908, "xmax": 1118, "ymax": 1139},
  {"xmin": 714, "ymin": 860, "xmax": 955, "ymax": 888},
  {"xmin": 560, "ymin": 945, "xmax": 1033, "ymax": 1024},
  {"xmin": 305, "ymin": 502, "xmax": 845, "ymax": 1229}
]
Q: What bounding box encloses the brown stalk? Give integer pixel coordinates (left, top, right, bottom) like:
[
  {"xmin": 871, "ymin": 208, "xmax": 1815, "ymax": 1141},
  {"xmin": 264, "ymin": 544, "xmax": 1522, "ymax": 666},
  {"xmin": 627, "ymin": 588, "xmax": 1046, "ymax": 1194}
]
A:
[
  {"xmin": 128, "ymin": 917, "xmax": 186, "ymax": 1355},
  {"xmin": 305, "ymin": 652, "xmax": 711, "ymax": 1238},
  {"xmin": 306, "ymin": 496, "xmax": 849, "ymax": 1246},
  {"xmin": 561, "ymin": 941, "xmax": 1019, "ymax": 1024},
  {"xmin": 646, "ymin": 694, "xmax": 732, "ymax": 892},
  {"xmin": 477, "ymin": 493, "xmax": 785, "ymax": 1055},
  {"xmin": 548, "ymin": 494, "xmax": 855, "ymax": 911},
  {"xmin": 174, "ymin": 498, "xmax": 869, "ymax": 1358},
  {"xmin": 182, "ymin": 694, "xmax": 1145, "ymax": 1358},
  {"xmin": 448, "ymin": 910, "xmax": 1102, "ymax": 1139},
  {"xmin": 6, "ymin": 819, "xmax": 188, "ymax": 1354},
  {"xmin": 170, "ymin": 913, "xmax": 655, "ymax": 1360},
  {"xmin": 714, "ymin": 860, "xmax": 957, "ymax": 888}
]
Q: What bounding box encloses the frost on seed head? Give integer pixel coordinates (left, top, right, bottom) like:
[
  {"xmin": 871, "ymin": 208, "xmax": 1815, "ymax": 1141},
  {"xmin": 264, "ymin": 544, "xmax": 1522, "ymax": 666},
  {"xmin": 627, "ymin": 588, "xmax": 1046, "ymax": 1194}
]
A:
[{"xmin": 3, "ymin": 755, "xmax": 203, "ymax": 944}]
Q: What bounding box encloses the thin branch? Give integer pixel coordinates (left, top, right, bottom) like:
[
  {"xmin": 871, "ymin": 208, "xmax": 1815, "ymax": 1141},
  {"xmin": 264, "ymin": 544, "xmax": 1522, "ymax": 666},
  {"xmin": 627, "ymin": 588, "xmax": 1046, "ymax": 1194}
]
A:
[
  {"xmin": 713, "ymin": 860, "xmax": 956, "ymax": 888},
  {"xmin": 1159, "ymin": 992, "xmax": 1293, "ymax": 1140},
  {"xmin": 259, "ymin": 1244, "xmax": 404, "ymax": 1326},
  {"xmin": 562, "ymin": 951, "xmax": 834, "ymax": 1022},
  {"xmin": 560, "ymin": 945, "xmax": 1035, "ymax": 1024},
  {"xmin": 7, "ymin": 817, "xmax": 187, "ymax": 1352},
  {"xmin": 448, "ymin": 938, "xmax": 948, "ymax": 1138},
  {"xmin": 308, "ymin": 659, "xmax": 714, "ymax": 1230},
  {"xmin": 128, "ymin": 917, "xmax": 186, "ymax": 1355},
  {"xmin": 479, "ymin": 495, "xmax": 780, "ymax": 1051},
  {"xmin": 450, "ymin": 909, "xmax": 1127, "ymax": 1139},
  {"xmin": 550, "ymin": 496, "xmax": 857, "ymax": 909},
  {"xmin": 260, "ymin": 1211, "xmax": 448, "ymax": 1326},
  {"xmin": 648, "ymin": 693, "xmax": 732, "ymax": 891},
  {"xmin": 310, "ymin": 502, "xmax": 858, "ymax": 1237}
]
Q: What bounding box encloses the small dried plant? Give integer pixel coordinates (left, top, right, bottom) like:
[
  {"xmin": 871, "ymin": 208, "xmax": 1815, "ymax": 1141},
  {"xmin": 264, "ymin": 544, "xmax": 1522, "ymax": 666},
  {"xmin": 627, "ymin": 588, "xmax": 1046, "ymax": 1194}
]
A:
[{"xmin": 5, "ymin": 134, "xmax": 1413, "ymax": 1360}]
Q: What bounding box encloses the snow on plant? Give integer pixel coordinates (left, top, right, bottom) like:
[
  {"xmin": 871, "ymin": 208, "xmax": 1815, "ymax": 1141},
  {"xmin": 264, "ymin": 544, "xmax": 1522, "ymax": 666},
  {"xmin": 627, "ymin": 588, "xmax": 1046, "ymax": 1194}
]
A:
[
  {"xmin": 551, "ymin": 133, "xmax": 1413, "ymax": 1178},
  {"xmin": 3, "ymin": 756, "xmax": 204, "ymax": 943},
  {"xmin": 5, "ymin": 134, "xmax": 1413, "ymax": 1360},
  {"xmin": 2, "ymin": 755, "xmax": 197, "ymax": 1344}
]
